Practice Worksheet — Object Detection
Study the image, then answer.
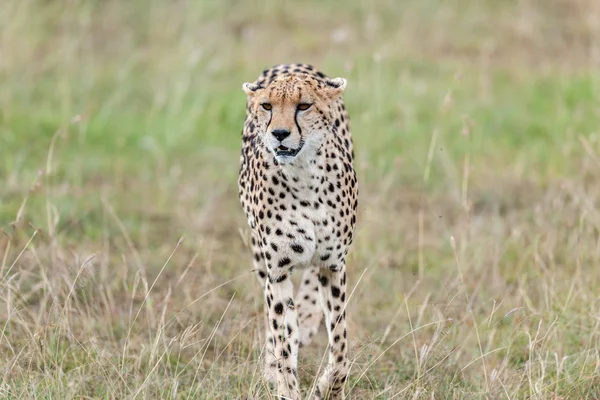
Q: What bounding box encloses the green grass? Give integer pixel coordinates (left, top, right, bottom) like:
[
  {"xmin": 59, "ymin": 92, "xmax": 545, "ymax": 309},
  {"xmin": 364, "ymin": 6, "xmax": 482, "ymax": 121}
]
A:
[{"xmin": 1, "ymin": 0, "xmax": 600, "ymax": 398}]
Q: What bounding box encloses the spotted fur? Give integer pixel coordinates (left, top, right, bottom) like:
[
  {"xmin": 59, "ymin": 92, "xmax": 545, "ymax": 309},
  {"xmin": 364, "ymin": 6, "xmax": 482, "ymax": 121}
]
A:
[{"xmin": 238, "ymin": 63, "xmax": 358, "ymax": 399}]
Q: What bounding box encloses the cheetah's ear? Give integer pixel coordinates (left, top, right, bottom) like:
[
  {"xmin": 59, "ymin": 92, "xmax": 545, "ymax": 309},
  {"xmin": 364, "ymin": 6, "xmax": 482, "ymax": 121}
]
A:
[
  {"xmin": 324, "ymin": 77, "xmax": 347, "ymax": 99},
  {"xmin": 242, "ymin": 82, "xmax": 262, "ymax": 97}
]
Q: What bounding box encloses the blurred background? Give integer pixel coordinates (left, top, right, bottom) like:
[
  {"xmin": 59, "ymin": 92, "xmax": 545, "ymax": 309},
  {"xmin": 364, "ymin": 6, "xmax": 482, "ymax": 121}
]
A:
[{"xmin": 1, "ymin": 0, "xmax": 599, "ymax": 398}]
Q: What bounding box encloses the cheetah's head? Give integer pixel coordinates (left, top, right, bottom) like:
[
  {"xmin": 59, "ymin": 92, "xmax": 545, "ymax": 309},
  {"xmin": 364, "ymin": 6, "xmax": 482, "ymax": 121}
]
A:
[{"xmin": 242, "ymin": 74, "xmax": 347, "ymax": 164}]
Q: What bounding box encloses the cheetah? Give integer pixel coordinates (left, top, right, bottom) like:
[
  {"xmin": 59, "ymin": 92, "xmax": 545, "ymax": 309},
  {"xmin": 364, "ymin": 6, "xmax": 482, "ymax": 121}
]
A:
[{"xmin": 238, "ymin": 63, "xmax": 358, "ymax": 399}]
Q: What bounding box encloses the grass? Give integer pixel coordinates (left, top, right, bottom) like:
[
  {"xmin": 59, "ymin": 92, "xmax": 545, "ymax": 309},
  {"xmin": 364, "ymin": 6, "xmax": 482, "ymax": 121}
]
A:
[{"xmin": 1, "ymin": 0, "xmax": 600, "ymax": 398}]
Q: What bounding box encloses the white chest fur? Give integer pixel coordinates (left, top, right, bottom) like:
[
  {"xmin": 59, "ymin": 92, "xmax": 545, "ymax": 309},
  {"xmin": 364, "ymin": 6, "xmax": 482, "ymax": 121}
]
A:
[{"xmin": 268, "ymin": 158, "xmax": 340, "ymax": 269}]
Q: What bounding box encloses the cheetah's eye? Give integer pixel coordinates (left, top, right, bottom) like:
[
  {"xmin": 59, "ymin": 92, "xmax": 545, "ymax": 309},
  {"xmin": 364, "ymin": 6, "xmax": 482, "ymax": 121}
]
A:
[
  {"xmin": 297, "ymin": 103, "xmax": 312, "ymax": 111},
  {"xmin": 261, "ymin": 103, "xmax": 272, "ymax": 111}
]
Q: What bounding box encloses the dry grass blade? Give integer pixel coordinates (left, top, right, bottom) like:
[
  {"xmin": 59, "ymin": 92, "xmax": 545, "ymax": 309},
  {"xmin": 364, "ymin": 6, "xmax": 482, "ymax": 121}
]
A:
[{"xmin": 347, "ymin": 318, "xmax": 453, "ymax": 397}]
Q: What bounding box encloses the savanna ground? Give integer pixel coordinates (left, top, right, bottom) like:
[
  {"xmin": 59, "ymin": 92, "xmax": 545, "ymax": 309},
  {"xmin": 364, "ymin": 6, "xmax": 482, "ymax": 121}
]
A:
[{"xmin": 1, "ymin": 0, "xmax": 600, "ymax": 398}]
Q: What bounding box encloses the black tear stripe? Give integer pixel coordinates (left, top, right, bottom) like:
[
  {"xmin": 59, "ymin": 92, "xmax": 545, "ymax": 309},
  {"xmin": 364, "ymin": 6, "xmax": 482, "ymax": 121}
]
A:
[
  {"xmin": 294, "ymin": 85, "xmax": 304, "ymax": 138},
  {"xmin": 266, "ymin": 111, "xmax": 272, "ymax": 136},
  {"xmin": 294, "ymin": 109, "xmax": 302, "ymax": 139}
]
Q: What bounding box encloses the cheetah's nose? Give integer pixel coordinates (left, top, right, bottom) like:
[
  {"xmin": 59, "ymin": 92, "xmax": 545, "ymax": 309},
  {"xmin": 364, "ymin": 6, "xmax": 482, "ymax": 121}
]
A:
[{"xmin": 271, "ymin": 129, "xmax": 291, "ymax": 142}]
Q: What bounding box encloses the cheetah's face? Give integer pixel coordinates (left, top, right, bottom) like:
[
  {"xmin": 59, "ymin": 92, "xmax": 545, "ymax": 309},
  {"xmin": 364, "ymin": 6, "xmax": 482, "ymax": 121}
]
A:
[{"xmin": 243, "ymin": 75, "xmax": 347, "ymax": 164}]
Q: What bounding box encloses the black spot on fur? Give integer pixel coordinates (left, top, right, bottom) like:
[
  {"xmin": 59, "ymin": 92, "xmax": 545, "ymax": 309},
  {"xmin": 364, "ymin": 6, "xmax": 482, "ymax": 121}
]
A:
[
  {"xmin": 278, "ymin": 257, "xmax": 291, "ymax": 268},
  {"xmin": 274, "ymin": 302, "xmax": 284, "ymax": 314},
  {"xmin": 331, "ymin": 286, "xmax": 340, "ymax": 298}
]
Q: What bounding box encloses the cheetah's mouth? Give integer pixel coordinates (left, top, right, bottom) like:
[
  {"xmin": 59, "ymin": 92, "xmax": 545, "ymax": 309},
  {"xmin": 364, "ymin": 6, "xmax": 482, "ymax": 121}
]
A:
[{"xmin": 275, "ymin": 143, "xmax": 302, "ymax": 158}]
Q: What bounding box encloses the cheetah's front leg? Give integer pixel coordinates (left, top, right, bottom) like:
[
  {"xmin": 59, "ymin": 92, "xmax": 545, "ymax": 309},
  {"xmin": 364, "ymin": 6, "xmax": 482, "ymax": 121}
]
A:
[
  {"xmin": 296, "ymin": 266, "xmax": 323, "ymax": 347},
  {"xmin": 249, "ymin": 233, "xmax": 279, "ymax": 385},
  {"xmin": 264, "ymin": 271, "xmax": 301, "ymax": 399},
  {"xmin": 314, "ymin": 266, "xmax": 349, "ymax": 400}
]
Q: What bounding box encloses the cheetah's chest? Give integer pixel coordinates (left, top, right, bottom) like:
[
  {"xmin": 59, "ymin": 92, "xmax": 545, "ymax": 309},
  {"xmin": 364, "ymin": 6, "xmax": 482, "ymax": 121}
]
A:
[{"xmin": 261, "ymin": 161, "xmax": 345, "ymax": 268}]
